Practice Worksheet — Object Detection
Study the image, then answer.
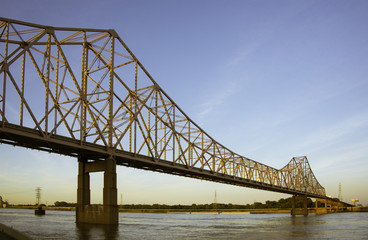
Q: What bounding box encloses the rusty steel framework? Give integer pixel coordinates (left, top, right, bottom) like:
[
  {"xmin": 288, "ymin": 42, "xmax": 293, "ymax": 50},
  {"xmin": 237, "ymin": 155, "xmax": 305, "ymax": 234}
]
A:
[{"xmin": 0, "ymin": 17, "xmax": 326, "ymax": 198}]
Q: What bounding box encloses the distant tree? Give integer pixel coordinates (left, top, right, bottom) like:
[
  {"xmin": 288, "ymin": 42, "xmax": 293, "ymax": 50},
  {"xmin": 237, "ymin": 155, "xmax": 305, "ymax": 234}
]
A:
[
  {"xmin": 54, "ymin": 201, "xmax": 76, "ymax": 207},
  {"xmin": 115, "ymin": 196, "xmax": 315, "ymax": 210},
  {"xmin": 265, "ymin": 200, "xmax": 278, "ymax": 208},
  {"xmin": 152, "ymin": 204, "xmax": 161, "ymax": 209},
  {"xmin": 253, "ymin": 202, "xmax": 264, "ymax": 209}
]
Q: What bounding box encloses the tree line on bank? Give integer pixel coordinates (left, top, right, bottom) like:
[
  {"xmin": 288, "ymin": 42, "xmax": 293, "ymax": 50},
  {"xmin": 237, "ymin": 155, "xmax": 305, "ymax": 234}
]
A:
[{"xmin": 54, "ymin": 197, "xmax": 314, "ymax": 209}]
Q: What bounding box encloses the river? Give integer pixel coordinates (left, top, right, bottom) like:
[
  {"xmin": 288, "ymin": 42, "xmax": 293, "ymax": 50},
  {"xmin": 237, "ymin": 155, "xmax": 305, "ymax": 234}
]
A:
[{"xmin": 0, "ymin": 208, "xmax": 367, "ymax": 239}]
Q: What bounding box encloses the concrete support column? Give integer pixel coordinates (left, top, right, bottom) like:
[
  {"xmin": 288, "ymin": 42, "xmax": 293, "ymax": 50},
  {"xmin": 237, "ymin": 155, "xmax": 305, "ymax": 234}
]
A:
[
  {"xmin": 302, "ymin": 195, "xmax": 308, "ymax": 216},
  {"xmin": 291, "ymin": 195, "xmax": 308, "ymax": 216},
  {"xmin": 315, "ymin": 199, "xmax": 328, "ymax": 214},
  {"xmin": 291, "ymin": 195, "xmax": 295, "ymax": 216},
  {"xmin": 76, "ymin": 155, "xmax": 90, "ymax": 222},
  {"xmin": 103, "ymin": 156, "xmax": 118, "ymax": 224},
  {"xmin": 76, "ymin": 155, "xmax": 118, "ymax": 225}
]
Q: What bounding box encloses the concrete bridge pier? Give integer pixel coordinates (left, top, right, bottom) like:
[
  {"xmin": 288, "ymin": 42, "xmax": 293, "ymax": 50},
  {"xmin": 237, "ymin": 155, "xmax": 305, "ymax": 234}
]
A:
[
  {"xmin": 291, "ymin": 195, "xmax": 308, "ymax": 216},
  {"xmin": 315, "ymin": 198, "xmax": 347, "ymax": 214},
  {"xmin": 315, "ymin": 198, "xmax": 328, "ymax": 214},
  {"xmin": 76, "ymin": 155, "xmax": 118, "ymax": 224}
]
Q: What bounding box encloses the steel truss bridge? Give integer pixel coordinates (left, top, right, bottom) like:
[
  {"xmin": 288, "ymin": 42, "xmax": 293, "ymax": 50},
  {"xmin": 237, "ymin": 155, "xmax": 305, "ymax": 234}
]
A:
[{"xmin": 0, "ymin": 17, "xmax": 330, "ymax": 223}]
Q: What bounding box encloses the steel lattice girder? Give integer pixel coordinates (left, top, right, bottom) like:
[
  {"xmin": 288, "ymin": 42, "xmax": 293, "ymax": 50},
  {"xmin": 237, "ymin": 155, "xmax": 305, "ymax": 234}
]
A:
[{"xmin": 0, "ymin": 17, "xmax": 326, "ymax": 198}]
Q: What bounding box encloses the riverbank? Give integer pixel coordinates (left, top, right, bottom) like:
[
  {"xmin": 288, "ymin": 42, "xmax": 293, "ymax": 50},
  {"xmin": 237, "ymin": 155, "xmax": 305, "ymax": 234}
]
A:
[
  {"xmin": 5, "ymin": 206, "xmax": 291, "ymax": 214},
  {"xmin": 5, "ymin": 205, "xmax": 368, "ymax": 214},
  {"xmin": 7, "ymin": 205, "xmax": 74, "ymax": 211}
]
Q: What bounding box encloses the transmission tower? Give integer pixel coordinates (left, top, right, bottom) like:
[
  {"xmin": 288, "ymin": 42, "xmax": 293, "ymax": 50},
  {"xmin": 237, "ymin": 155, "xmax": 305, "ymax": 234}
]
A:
[
  {"xmin": 35, "ymin": 187, "xmax": 41, "ymax": 205},
  {"xmin": 213, "ymin": 190, "xmax": 217, "ymax": 209},
  {"xmin": 338, "ymin": 183, "xmax": 343, "ymax": 201}
]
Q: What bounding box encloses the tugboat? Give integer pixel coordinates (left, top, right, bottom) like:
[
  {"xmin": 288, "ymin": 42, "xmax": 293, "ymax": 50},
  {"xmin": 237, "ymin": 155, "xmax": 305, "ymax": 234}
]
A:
[{"xmin": 35, "ymin": 205, "xmax": 45, "ymax": 215}]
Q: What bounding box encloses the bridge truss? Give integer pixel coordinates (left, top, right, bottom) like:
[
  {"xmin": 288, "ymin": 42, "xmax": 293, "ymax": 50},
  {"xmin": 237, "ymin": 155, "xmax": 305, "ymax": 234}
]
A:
[{"xmin": 0, "ymin": 17, "xmax": 325, "ymax": 199}]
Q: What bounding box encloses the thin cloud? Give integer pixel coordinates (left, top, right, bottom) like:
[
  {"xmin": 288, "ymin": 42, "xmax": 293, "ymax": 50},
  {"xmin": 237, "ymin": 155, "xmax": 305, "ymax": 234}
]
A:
[
  {"xmin": 225, "ymin": 41, "xmax": 262, "ymax": 67},
  {"xmin": 295, "ymin": 112, "xmax": 368, "ymax": 159},
  {"xmin": 196, "ymin": 81, "xmax": 238, "ymax": 125}
]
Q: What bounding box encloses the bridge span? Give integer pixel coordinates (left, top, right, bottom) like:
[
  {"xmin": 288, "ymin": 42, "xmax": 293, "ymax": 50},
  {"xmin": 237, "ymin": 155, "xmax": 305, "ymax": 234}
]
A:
[{"xmin": 0, "ymin": 17, "xmax": 340, "ymax": 224}]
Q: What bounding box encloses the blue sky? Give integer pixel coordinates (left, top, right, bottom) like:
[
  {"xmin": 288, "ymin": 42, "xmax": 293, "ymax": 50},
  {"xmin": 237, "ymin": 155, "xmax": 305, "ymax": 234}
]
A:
[{"xmin": 1, "ymin": 0, "xmax": 367, "ymax": 206}]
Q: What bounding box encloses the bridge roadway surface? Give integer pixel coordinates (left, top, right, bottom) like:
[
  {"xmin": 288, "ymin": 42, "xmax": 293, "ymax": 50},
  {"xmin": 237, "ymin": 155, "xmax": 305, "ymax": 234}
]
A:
[{"xmin": 0, "ymin": 121, "xmax": 325, "ymax": 199}]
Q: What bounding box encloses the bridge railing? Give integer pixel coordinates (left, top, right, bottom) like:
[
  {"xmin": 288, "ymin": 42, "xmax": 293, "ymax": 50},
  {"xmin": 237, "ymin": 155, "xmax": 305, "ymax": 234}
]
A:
[{"xmin": 0, "ymin": 17, "xmax": 325, "ymax": 197}]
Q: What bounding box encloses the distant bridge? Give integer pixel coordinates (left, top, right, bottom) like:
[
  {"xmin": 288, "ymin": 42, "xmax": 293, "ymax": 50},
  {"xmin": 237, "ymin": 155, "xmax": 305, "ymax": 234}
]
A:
[{"xmin": 0, "ymin": 17, "xmax": 337, "ymax": 224}]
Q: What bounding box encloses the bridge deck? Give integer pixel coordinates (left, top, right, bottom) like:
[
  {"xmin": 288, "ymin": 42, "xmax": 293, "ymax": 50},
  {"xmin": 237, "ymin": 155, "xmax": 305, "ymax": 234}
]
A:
[{"xmin": 0, "ymin": 121, "xmax": 324, "ymax": 199}]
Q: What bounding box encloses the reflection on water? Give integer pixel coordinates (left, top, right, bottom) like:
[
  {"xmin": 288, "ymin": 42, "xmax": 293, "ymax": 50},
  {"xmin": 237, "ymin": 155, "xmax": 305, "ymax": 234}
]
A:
[
  {"xmin": 287, "ymin": 216, "xmax": 319, "ymax": 239},
  {"xmin": 76, "ymin": 223, "xmax": 119, "ymax": 240},
  {"xmin": 0, "ymin": 208, "xmax": 367, "ymax": 239}
]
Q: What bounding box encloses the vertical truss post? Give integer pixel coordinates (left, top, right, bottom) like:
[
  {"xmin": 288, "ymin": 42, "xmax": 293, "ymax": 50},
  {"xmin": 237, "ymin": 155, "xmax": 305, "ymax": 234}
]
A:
[
  {"xmin": 154, "ymin": 86, "xmax": 158, "ymax": 159},
  {"xmin": 129, "ymin": 87, "xmax": 132, "ymax": 153},
  {"xmin": 172, "ymin": 106, "xmax": 176, "ymax": 164},
  {"xmin": 54, "ymin": 46, "xmax": 60, "ymax": 134},
  {"xmin": 188, "ymin": 121, "xmax": 191, "ymax": 167},
  {"xmin": 44, "ymin": 33, "xmax": 51, "ymax": 133},
  {"xmin": 108, "ymin": 34, "xmax": 114, "ymax": 147},
  {"xmin": 164, "ymin": 123, "xmax": 167, "ymax": 160},
  {"xmin": 1, "ymin": 22, "xmax": 9, "ymax": 124},
  {"xmin": 201, "ymin": 132, "xmax": 204, "ymax": 168},
  {"xmin": 212, "ymin": 145, "xmax": 215, "ymax": 172},
  {"xmin": 20, "ymin": 52, "xmax": 25, "ymax": 126},
  {"xmin": 148, "ymin": 106, "xmax": 150, "ymax": 156},
  {"xmin": 134, "ymin": 61, "xmax": 137, "ymax": 154},
  {"xmin": 80, "ymin": 31, "xmax": 88, "ymax": 143}
]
